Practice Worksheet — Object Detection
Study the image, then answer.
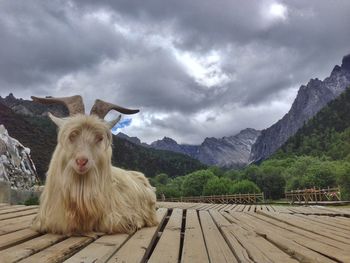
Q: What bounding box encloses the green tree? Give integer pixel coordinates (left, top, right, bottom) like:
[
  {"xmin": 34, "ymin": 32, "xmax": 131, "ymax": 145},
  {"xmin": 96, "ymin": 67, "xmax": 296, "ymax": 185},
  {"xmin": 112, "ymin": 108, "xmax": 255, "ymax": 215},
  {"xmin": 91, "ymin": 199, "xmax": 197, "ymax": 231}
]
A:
[
  {"xmin": 182, "ymin": 170, "xmax": 216, "ymax": 196},
  {"xmin": 154, "ymin": 173, "xmax": 169, "ymax": 185},
  {"xmin": 336, "ymin": 162, "xmax": 350, "ymax": 200},
  {"xmin": 208, "ymin": 166, "xmax": 224, "ymax": 177},
  {"xmin": 156, "ymin": 184, "xmax": 180, "ymax": 199},
  {"xmin": 203, "ymin": 177, "xmax": 232, "ymax": 195},
  {"xmin": 230, "ymin": 180, "xmax": 260, "ymax": 194},
  {"xmin": 258, "ymin": 165, "xmax": 286, "ymax": 199},
  {"xmin": 223, "ymin": 170, "xmax": 242, "ymax": 181}
]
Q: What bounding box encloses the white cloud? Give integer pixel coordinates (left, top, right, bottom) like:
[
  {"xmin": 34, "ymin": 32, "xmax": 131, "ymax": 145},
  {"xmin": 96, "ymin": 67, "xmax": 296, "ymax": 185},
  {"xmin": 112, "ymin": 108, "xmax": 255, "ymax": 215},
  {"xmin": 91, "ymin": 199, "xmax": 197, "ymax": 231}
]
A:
[{"xmin": 269, "ymin": 3, "xmax": 288, "ymax": 20}]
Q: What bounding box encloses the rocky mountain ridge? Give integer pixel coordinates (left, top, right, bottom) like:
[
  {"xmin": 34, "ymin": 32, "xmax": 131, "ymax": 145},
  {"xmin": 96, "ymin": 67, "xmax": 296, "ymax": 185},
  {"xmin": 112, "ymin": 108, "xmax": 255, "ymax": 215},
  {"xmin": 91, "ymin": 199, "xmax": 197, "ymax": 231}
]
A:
[
  {"xmin": 150, "ymin": 128, "xmax": 261, "ymax": 168},
  {"xmin": 250, "ymin": 54, "xmax": 350, "ymax": 163}
]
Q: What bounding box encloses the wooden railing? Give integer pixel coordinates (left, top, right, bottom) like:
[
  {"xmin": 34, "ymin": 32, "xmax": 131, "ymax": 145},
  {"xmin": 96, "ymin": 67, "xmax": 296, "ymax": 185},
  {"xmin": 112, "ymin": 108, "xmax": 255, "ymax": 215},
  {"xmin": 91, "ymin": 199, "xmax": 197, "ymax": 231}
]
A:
[
  {"xmin": 285, "ymin": 187, "xmax": 341, "ymax": 204},
  {"xmin": 160, "ymin": 192, "xmax": 265, "ymax": 204}
]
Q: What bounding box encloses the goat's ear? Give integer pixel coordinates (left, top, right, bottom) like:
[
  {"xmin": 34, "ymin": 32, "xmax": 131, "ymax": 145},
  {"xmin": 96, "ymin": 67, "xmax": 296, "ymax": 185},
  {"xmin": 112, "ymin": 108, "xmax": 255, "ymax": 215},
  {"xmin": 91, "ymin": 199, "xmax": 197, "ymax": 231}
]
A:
[
  {"xmin": 107, "ymin": 115, "xmax": 122, "ymax": 130},
  {"xmin": 48, "ymin": 112, "xmax": 66, "ymax": 127}
]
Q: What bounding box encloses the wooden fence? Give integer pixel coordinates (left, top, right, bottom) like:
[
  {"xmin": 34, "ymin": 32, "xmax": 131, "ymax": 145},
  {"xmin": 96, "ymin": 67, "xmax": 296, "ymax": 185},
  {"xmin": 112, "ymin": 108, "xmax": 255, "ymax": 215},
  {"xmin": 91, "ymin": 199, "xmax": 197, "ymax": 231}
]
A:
[
  {"xmin": 160, "ymin": 192, "xmax": 265, "ymax": 204},
  {"xmin": 285, "ymin": 187, "xmax": 341, "ymax": 204}
]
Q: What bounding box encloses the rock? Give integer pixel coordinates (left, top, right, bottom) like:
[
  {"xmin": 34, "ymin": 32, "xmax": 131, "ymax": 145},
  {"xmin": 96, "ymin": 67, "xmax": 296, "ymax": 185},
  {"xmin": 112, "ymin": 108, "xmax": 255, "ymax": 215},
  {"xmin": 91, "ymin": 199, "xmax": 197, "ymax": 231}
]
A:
[{"xmin": 0, "ymin": 124, "xmax": 39, "ymax": 190}]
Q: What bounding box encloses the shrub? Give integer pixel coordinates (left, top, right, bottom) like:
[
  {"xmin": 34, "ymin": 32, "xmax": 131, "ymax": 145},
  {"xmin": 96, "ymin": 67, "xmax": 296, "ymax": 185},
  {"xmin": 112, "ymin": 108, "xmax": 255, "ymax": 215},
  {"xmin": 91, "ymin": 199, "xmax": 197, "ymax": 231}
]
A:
[{"xmin": 24, "ymin": 195, "xmax": 39, "ymax": 206}]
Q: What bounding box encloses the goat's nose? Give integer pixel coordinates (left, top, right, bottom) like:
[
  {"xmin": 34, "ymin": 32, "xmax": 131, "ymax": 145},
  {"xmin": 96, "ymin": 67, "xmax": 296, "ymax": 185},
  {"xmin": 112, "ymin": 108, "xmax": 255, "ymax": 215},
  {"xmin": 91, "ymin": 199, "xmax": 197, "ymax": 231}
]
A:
[{"xmin": 76, "ymin": 158, "xmax": 88, "ymax": 167}]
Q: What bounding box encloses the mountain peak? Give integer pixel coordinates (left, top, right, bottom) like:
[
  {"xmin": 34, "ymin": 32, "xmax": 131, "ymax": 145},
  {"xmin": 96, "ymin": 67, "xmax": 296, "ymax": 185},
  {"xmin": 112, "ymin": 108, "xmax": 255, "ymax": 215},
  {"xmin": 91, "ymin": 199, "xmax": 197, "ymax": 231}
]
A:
[{"xmin": 341, "ymin": 54, "xmax": 350, "ymax": 71}]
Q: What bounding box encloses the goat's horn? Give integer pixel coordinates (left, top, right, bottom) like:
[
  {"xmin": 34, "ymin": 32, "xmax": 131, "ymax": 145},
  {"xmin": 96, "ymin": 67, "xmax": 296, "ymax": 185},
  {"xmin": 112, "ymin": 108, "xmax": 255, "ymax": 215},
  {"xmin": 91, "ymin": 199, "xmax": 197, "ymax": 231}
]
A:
[
  {"xmin": 31, "ymin": 95, "xmax": 85, "ymax": 116},
  {"xmin": 90, "ymin": 99, "xmax": 139, "ymax": 119}
]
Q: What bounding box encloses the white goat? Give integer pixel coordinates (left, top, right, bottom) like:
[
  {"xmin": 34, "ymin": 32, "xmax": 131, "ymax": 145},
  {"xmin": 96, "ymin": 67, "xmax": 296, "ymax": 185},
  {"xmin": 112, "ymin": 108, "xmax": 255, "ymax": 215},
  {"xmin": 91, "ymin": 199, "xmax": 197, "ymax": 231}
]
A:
[{"xmin": 31, "ymin": 95, "xmax": 158, "ymax": 235}]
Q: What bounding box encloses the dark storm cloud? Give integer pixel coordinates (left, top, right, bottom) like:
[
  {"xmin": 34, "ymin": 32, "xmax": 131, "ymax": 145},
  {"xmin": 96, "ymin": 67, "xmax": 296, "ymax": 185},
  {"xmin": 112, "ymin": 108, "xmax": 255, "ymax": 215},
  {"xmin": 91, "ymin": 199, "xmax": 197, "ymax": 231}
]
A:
[
  {"xmin": 72, "ymin": 0, "xmax": 350, "ymax": 103},
  {"xmin": 0, "ymin": 0, "xmax": 122, "ymax": 88},
  {"xmin": 1, "ymin": 0, "xmax": 350, "ymax": 143}
]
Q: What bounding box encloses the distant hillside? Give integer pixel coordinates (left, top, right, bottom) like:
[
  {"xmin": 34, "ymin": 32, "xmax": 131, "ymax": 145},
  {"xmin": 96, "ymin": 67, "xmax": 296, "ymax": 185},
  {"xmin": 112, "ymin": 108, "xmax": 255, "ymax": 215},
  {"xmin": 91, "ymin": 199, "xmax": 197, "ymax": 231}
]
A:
[
  {"xmin": 275, "ymin": 87, "xmax": 350, "ymax": 159},
  {"xmin": 0, "ymin": 102, "xmax": 205, "ymax": 180}
]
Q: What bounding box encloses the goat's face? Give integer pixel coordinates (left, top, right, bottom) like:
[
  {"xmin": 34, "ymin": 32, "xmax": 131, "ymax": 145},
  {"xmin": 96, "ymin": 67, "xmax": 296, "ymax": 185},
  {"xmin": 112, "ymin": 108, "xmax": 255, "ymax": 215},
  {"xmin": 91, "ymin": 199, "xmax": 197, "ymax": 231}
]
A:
[{"xmin": 51, "ymin": 114, "xmax": 113, "ymax": 175}]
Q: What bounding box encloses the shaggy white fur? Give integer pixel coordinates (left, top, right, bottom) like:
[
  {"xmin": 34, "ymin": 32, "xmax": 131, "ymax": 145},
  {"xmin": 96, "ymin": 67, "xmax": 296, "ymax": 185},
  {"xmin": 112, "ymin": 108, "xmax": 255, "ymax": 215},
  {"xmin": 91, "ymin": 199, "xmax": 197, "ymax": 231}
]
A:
[{"xmin": 32, "ymin": 114, "xmax": 158, "ymax": 235}]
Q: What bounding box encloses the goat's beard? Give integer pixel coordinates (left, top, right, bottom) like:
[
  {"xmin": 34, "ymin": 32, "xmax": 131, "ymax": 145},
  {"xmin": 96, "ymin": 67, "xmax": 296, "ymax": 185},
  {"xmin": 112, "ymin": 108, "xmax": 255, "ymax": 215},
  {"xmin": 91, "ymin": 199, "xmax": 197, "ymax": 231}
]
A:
[{"xmin": 60, "ymin": 164, "xmax": 109, "ymax": 232}]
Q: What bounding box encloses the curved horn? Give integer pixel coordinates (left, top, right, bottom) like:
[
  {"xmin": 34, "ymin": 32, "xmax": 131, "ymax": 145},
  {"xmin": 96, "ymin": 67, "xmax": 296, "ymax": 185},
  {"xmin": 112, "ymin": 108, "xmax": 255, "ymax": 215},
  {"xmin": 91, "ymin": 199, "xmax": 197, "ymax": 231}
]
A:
[
  {"xmin": 90, "ymin": 99, "xmax": 139, "ymax": 119},
  {"xmin": 31, "ymin": 95, "xmax": 85, "ymax": 116}
]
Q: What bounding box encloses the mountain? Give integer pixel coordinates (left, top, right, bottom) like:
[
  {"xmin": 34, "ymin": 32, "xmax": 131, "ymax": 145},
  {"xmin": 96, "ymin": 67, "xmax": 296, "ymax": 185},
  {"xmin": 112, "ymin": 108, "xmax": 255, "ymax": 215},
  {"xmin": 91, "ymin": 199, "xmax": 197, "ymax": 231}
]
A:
[
  {"xmin": 151, "ymin": 137, "xmax": 200, "ymax": 156},
  {"xmin": 197, "ymin": 128, "xmax": 261, "ymax": 168},
  {"xmin": 116, "ymin": 132, "xmax": 150, "ymax": 148},
  {"xmin": 151, "ymin": 128, "xmax": 261, "ymax": 168},
  {"xmin": 0, "ymin": 98, "xmax": 205, "ymax": 180},
  {"xmin": 275, "ymin": 87, "xmax": 350, "ymax": 159},
  {"xmin": 0, "ymin": 93, "xmax": 68, "ymax": 117},
  {"xmin": 0, "ymin": 124, "xmax": 39, "ymax": 189},
  {"xmin": 250, "ymin": 54, "xmax": 350, "ymax": 163}
]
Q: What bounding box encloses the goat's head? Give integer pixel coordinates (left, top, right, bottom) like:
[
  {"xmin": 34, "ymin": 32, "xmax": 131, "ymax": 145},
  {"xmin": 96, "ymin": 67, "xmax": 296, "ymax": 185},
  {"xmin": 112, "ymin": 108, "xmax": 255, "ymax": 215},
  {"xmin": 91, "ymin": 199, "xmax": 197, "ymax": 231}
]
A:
[{"xmin": 32, "ymin": 95, "xmax": 139, "ymax": 175}]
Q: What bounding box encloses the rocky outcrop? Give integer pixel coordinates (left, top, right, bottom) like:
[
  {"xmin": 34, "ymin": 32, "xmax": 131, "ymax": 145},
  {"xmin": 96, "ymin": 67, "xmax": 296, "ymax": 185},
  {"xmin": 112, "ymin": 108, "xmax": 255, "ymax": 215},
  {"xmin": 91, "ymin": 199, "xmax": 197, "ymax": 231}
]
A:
[
  {"xmin": 250, "ymin": 55, "xmax": 350, "ymax": 162},
  {"xmin": 0, "ymin": 124, "xmax": 39, "ymax": 189}
]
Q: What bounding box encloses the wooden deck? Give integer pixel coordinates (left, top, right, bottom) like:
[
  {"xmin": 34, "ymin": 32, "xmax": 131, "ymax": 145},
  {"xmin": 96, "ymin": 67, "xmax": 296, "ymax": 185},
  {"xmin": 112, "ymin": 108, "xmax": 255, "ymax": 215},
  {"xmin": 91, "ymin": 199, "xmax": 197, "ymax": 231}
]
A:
[{"xmin": 0, "ymin": 202, "xmax": 349, "ymax": 262}]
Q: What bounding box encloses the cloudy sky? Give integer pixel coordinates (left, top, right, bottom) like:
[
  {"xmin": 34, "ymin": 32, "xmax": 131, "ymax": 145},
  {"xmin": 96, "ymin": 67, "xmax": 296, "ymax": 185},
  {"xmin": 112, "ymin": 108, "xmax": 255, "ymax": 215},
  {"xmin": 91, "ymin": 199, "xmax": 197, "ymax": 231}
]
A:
[{"xmin": 1, "ymin": 0, "xmax": 350, "ymax": 144}]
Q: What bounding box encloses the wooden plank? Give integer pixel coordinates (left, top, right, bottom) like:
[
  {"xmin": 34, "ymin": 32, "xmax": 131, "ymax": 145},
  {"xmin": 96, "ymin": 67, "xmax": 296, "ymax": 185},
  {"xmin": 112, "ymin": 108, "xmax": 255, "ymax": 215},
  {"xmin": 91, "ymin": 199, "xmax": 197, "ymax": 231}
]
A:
[
  {"xmin": 268, "ymin": 205, "xmax": 276, "ymax": 212},
  {"xmin": 148, "ymin": 208, "xmax": 183, "ymax": 263},
  {"xmin": 209, "ymin": 210, "xmax": 253, "ymax": 262},
  {"xmin": 19, "ymin": 236, "xmax": 94, "ymax": 263},
  {"xmin": 224, "ymin": 212, "xmax": 336, "ymax": 263},
  {"xmin": 243, "ymin": 205, "xmax": 251, "ymax": 212},
  {"xmin": 219, "ymin": 204, "xmax": 232, "ymax": 212},
  {"xmin": 0, "ymin": 206, "xmax": 37, "ymax": 215},
  {"xmin": 199, "ymin": 210, "xmax": 237, "ymax": 263},
  {"xmin": 272, "ymin": 206, "xmax": 293, "ymax": 213},
  {"xmin": 0, "ymin": 208, "xmax": 38, "ymax": 221},
  {"xmin": 0, "ymin": 214, "xmax": 35, "ymax": 235},
  {"xmin": 232, "ymin": 212, "xmax": 346, "ymax": 262},
  {"xmin": 210, "ymin": 210, "xmax": 297, "ymax": 263},
  {"xmin": 193, "ymin": 203, "xmax": 209, "ymax": 210},
  {"xmin": 0, "ymin": 233, "xmax": 66, "ymax": 262},
  {"xmin": 181, "ymin": 210, "xmax": 209, "ymax": 263},
  {"xmin": 0, "ymin": 205, "xmax": 12, "ymax": 210},
  {"xmin": 228, "ymin": 204, "xmax": 237, "ymax": 210},
  {"xmin": 292, "ymin": 213, "xmax": 350, "ymax": 236},
  {"xmin": 0, "ymin": 228, "xmax": 41, "ymax": 250},
  {"xmin": 106, "ymin": 208, "xmax": 168, "ymax": 263},
  {"xmin": 65, "ymin": 234, "xmax": 129, "ymax": 263},
  {"xmin": 256, "ymin": 210, "xmax": 350, "ymax": 245}
]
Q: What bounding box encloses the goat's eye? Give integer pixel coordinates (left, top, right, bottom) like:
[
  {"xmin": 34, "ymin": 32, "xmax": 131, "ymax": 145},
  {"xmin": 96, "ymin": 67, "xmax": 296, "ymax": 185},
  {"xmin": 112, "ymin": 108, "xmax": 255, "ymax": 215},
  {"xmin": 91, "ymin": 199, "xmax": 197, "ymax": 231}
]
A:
[
  {"xmin": 69, "ymin": 131, "xmax": 79, "ymax": 142},
  {"xmin": 96, "ymin": 134, "xmax": 103, "ymax": 143}
]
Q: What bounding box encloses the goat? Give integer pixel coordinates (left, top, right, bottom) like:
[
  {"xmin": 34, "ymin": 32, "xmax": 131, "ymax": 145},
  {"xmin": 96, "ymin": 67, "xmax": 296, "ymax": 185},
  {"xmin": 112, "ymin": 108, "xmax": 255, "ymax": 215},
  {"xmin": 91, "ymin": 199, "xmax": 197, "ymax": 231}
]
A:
[{"xmin": 31, "ymin": 95, "xmax": 158, "ymax": 235}]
